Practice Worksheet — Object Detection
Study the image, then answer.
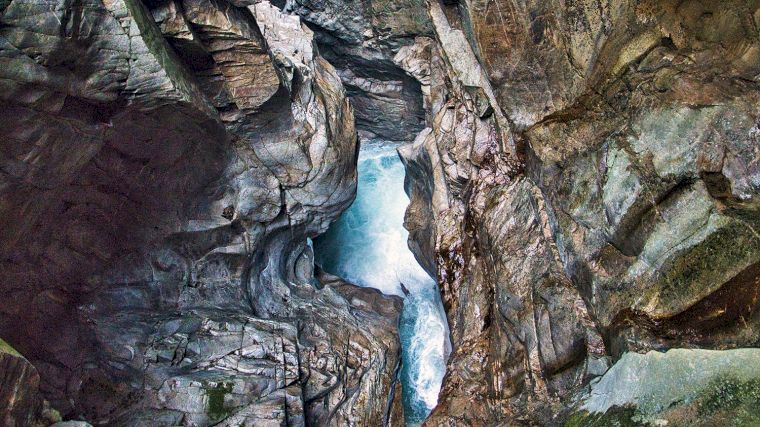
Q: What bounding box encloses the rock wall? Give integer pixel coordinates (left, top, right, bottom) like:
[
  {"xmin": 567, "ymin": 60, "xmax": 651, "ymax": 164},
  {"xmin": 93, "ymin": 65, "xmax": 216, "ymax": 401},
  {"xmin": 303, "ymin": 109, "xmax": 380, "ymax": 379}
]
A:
[
  {"xmin": 397, "ymin": 0, "xmax": 760, "ymax": 425},
  {"xmin": 0, "ymin": 0, "xmax": 402, "ymax": 425},
  {"xmin": 3, "ymin": 0, "xmax": 760, "ymax": 424},
  {"xmin": 282, "ymin": 0, "xmax": 433, "ymax": 142}
]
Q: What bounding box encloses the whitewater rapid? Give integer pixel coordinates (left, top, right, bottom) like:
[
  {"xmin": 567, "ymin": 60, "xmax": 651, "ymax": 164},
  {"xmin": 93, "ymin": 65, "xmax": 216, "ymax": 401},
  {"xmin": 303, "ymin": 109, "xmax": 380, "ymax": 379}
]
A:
[{"xmin": 313, "ymin": 142, "xmax": 449, "ymax": 425}]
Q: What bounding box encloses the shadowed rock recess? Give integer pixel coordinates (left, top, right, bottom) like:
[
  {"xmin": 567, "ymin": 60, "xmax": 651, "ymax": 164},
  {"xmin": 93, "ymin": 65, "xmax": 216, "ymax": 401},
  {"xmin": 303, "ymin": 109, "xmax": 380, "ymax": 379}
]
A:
[
  {"xmin": 0, "ymin": 0, "xmax": 401, "ymax": 424},
  {"xmin": 2, "ymin": 0, "xmax": 760, "ymax": 426}
]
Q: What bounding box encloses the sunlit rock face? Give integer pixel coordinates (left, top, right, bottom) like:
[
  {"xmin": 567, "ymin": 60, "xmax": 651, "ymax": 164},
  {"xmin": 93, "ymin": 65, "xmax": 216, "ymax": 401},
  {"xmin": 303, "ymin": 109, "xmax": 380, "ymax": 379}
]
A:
[
  {"xmin": 574, "ymin": 348, "xmax": 760, "ymax": 425},
  {"xmin": 0, "ymin": 0, "xmax": 402, "ymax": 424},
  {"xmin": 314, "ymin": 143, "xmax": 449, "ymax": 425}
]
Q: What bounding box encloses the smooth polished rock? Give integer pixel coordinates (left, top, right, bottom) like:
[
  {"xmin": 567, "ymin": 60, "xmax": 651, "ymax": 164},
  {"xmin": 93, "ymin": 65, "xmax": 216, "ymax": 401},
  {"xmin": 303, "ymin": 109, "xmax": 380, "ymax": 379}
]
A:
[
  {"xmin": 282, "ymin": 0, "xmax": 432, "ymax": 142},
  {"xmin": 0, "ymin": 0, "xmax": 399, "ymax": 425}
]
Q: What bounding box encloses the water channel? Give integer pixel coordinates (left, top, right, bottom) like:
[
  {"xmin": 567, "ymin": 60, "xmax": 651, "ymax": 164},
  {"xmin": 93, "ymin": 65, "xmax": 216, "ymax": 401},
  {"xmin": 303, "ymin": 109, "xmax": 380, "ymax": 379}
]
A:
[{"xmin": 313, "ymin": 142, "xmax": 449, "ymax": 425}]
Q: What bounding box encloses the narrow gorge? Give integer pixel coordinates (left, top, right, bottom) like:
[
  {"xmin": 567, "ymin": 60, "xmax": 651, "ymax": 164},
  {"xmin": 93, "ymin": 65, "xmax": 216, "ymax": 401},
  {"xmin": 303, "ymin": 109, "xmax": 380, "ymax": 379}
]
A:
[
  {"xmin": 313, "ymin": 142, "xmax": 449, "ymax": 425},
  {"xmin": 1, "ymin": 0, "xmax": 760, "ymax": 426}
]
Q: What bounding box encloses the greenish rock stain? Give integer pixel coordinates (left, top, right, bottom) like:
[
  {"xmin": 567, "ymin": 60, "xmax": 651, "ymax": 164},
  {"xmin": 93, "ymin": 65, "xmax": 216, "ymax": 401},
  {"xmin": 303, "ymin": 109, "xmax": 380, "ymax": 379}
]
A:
[
  {"xmin": 658, "ymin": 219, "xmax": 760, "ymax": 314},
  {"xmin": 0, "ymin": 337, "xmax": 23, "ymax": 357},
  {"xmin": 369, "ymin": 0, "xmax": 432, "ymax": 36},
  {"xmin": 205, "ymin": 382, "xmax": 234, "ymax": 421},
  {"xmin": 565, "ymin": 407, "xmax": 645, "ymax": 427}
]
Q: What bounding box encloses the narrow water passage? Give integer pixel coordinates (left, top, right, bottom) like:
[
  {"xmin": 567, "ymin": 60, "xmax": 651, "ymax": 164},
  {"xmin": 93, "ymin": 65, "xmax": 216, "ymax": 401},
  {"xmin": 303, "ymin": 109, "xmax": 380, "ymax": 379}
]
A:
[{"xmin": 313, "ymin": 142, "xmax": 449, "ymax": 425}]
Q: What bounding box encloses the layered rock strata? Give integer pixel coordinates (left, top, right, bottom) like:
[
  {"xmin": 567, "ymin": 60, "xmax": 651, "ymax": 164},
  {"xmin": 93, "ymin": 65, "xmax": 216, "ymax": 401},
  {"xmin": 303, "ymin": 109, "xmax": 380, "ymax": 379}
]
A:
[
  {"xmin": 397, "ymin": 0, "xmax": 760, "ymax": 425},
  {"xmin": 0, "ymin": 338, "xmax": 61, "ymax": 427}
]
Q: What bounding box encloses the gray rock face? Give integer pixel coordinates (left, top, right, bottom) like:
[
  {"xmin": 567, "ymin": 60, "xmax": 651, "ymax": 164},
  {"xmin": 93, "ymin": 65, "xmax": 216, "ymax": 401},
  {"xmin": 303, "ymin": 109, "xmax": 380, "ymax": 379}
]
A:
[
  {"xmin": 282, "ymin": 0, "xmax": 433, "ymax": 142},
  {"xmin": 51, "ymin": 422, "xmax": 94, "ymax": 427},
  {"xmin": 569, "ymin": 348, "xmax": 760, "ymax": 426},
  {"xmin": 0, "ymin": 0, "xmax": 401, "ymax": 425},
  {"xmin": 396, "ymin": 0, "xmax": 760, "ymax": 425},
  {"xmin": 581, "ymin": 348, "xmax": 760, "ymax": 419}
]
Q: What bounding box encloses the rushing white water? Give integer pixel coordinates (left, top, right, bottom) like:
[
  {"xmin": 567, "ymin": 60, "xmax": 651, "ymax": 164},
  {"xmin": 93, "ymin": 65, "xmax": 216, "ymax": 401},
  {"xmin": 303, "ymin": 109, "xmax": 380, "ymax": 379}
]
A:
[{"xmin": 313, "ymin": 142, "xmax": 449, "ymax": 425}]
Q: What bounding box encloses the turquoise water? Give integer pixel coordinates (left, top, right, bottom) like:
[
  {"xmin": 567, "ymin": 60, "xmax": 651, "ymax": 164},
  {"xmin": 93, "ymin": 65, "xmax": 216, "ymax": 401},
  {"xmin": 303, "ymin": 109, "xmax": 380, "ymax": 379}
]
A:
[{"xmin": 313, "ymin": 142, "xmax": 448, "ymax": 425}]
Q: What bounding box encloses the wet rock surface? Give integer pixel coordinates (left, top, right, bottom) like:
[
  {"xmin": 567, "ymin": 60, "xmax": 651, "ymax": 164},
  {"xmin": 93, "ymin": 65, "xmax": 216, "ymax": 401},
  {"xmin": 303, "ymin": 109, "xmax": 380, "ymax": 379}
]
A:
[{"xmin": 0, "ymin": 0, "xmax": 401, "ymax": 425}]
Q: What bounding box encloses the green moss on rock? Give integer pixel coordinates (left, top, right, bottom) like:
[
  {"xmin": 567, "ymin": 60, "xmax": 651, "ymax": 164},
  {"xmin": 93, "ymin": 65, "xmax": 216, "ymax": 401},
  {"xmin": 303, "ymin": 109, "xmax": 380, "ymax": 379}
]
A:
[
  {"xmin": 658, "ymin": 219, "xmax": 760, "ymax": 314},
  {"xmin": 565, "ymin": 407, "xmax": 645, "ymax": 427},
  {"xmin": 578, "ymin": 349, "xmax": 760, "ymax": 426},
  {"xmin": 205, "ymin": 382, "xmax": 233, "ymax": 421},
  {"xmin": 699, "ymin": 377, "xmax": 760, "ymax": 416},
  {"xmin": 568, "ymin": 378, "xmax": 760, "ymax": 427}
]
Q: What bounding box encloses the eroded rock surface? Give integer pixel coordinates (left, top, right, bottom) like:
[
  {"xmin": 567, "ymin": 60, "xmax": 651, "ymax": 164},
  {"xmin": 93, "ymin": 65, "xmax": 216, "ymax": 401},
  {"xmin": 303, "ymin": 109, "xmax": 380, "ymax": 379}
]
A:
[
  {"xmin": 397, "ymin": 0, "xmax": 760, "ymax": 425},
  {"xmin": 0, "ymin": 0, "xmax": 401, "ymax": 425},
  {"xmin": 282, "ymin": 0, "xmax": 433, "ymax": 142},
  {"xmin": 4, "ymin": 0, "xmax": 760, "ymax": 424}
]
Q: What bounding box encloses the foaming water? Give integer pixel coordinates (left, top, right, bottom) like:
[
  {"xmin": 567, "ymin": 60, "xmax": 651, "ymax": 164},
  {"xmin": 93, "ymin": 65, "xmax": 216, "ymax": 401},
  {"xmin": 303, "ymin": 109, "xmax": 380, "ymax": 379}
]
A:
[{"xmin": 314, "ymin": 142, "xmax": 448, "ymax": 425}]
